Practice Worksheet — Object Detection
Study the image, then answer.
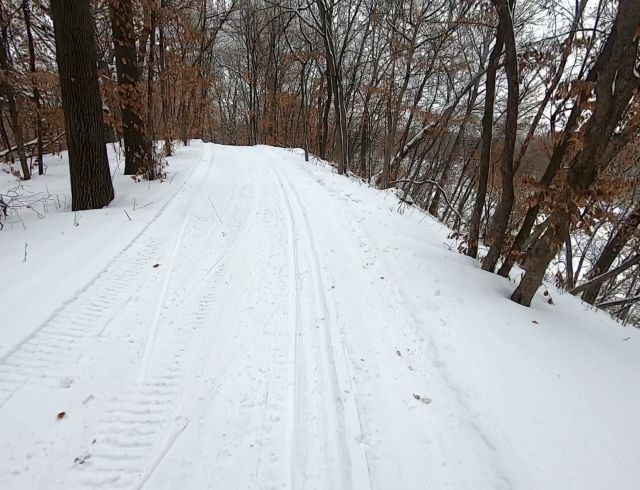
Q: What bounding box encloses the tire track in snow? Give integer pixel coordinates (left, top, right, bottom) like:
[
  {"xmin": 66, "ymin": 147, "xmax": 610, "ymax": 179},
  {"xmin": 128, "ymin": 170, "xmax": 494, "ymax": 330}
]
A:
[
  {"xmin": 70, "ymin": 147, "xmax": 267, "ymax": 489},
  {"xmin": 136, "ymin": 215, "xmax": 190, "ymax": 384},
  {"xmin": 134, "ymin": 160, "xmax": 281, "ymax": 488},
  {"xmin": 0, "ymin": 146, "xmax": 212, "ymax": 408}
]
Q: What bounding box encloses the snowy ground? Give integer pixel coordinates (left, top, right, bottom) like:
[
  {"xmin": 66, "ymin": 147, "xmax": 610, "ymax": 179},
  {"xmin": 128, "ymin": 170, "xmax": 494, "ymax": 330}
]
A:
[{"xmin": 1, "ymin": 142, "xmax": 639, "ymax": 490}]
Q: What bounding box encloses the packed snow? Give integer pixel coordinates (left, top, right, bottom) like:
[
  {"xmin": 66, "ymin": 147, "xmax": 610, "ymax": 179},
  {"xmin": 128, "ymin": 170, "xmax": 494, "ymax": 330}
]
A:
[{"xmin": 1, "ymin": 142, "xmax": 639, "ymax": 489}]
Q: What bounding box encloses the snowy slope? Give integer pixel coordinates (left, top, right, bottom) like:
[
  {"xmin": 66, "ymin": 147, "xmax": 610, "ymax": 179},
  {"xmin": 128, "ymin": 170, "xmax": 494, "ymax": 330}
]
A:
[{"xmin": 0, "ymin": 143, "xmax": 639, "ymax": 490}]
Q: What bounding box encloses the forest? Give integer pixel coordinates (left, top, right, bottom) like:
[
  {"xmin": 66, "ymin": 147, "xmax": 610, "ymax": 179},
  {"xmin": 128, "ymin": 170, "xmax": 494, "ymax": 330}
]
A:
[
  {"xmin": 1, "ymin": 0, "xmax": 640, "ymax": 321},
  {"xmin": 2, "ymin": 2, "xmax": 640, "ymax": 488}
]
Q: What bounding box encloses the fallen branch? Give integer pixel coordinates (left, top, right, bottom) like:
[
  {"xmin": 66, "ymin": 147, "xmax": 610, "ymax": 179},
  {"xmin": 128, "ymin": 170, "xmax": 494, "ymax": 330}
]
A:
[
  {"xmin": 389, "ymin": 177, "xmax": 462, "ymax": 223},
  {"xmin": 0, "ymin": 183, "xmax": 63, "ymax": 226},
  {"xmin": 0, "ymin": 138, "xmax": 39, "ymax": 158},
  {"xmin": 0, "ymin": 132, "xmax": 65, "ymax": 159},
  {"xmin": 596, "ymin": 295, "xmax": 640, "ymax": 309},
  {"xmin": 570, "ymin": 254, "xmax": 640, "ymax": 296}
]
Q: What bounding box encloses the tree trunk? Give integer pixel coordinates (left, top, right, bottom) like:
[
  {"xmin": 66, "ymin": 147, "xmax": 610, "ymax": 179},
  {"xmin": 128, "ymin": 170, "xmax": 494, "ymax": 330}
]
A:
[
  {"xmin": 23, "ymin": 0, "xmax": 44, "ymax": 175},
  {"xmin": 482, "ymin": 0, "xmax": 519, "ymax": 272},
  {"xmin": 359, "ymin": 95, "xmax": 371, "ymax": 177},
  {"xmin": 316, "ymin": 0, "xmax": 348, "ymax": 174},
  {"xmin": 467, "ymin": 31, "xmax": 503, "ymax": 258},
  {"xmin": 580, "ymin": 202, "xmax": 640, "ymax": 303},
  {"xmin": 300, "ymin": 62, "xmax": 309, "ymax": 162},
  {"xmin": 146, "ymin": 5, "xmax": 157, "ymax": 180},
  {"xmin": 50, "ymin": 0, "xmax": 114, "ymax": 210},
  {"xmin": 109, "ymin": 0, "xmax": 152, "ymax": 176},
  {"xmin": 0, "ymin": 9, "xmax": 30, "ymax": 180},
  {"xmin": 320, "ymin": 71, "xmax": 331, "ymax": 160},
  {"xmin": 159, "ymin": 0, "xmax": 172, "ymax": 155},
  {"xmin": 0, "ymin": 111, "xmax": 12, "ymax": 163},
  {"xmin": 497, "ymin": 0, "xmax": 612, "ymax": 278}
]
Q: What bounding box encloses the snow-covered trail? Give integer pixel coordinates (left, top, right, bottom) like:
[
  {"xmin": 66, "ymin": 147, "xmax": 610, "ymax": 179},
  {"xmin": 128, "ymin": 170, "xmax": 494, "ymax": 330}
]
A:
[{"xmin": 1, "ymin": 144, "xmax": 639, "ymax": 490}]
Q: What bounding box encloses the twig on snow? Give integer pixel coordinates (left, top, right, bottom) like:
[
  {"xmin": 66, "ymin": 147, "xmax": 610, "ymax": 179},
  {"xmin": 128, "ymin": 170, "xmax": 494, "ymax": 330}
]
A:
[
  {"xmin": 389, "ymin": 177, "xmax": 462, "ymax": 223},
  {"xmin": 207, "ymin": 195, "xmax": 223, "ymax": 225}
]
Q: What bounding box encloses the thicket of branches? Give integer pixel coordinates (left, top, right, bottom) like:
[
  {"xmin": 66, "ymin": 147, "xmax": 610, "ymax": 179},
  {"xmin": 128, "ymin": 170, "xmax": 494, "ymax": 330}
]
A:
[{"xmin": 1, "ymin": 0, "xmax": 639, "ymax": 322}]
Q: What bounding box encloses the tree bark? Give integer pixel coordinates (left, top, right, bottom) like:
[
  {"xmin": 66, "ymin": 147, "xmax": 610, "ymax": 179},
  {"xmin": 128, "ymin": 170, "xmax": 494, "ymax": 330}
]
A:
[
  {"xmin": 482, "ymin": 0, "xmax": 519, "ymax": 272},
  {"xmin": 159, "ymin": 0, "xmax": 172, "ymax": 155},
  {"xmin": 316, "ymin": 0, "xmax": 348, "ymax": 174},
  {"xmin": 468, "ymin": 30, "xmax": 503, "ymax": 259},
  {"xmin": 50, "ymin": 0, "xmax": 114, "ymax": 210},
  {"xmin": 0, "ymin": 7, "xmax": 30, "ymax": 180},
  {"xmin": 109, "ymin": 0, "xmax": 152, "ymax": 176},
  {"xmin": 579, "ymin": 203, "xmax": 640, "ymax": 303},
  {"xmin": 23, "ymin": 0, "xmax": 44, "ymax": 175},
  {"xmin": 146, "ymin": 3, "xmax": 157, "ymax": 180}
]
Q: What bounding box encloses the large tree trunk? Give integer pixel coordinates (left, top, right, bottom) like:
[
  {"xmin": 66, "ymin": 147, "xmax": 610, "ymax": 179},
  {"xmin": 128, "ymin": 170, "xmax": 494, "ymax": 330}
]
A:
[
  {"xmin": 482, "ymin": 0, "xmax": 519, "ymax": 272},
  {"xmin": 146, "ymin": 4, "xmax": 157, "ymax": 180},
  {"xmin": 109, "ymin": 0, "xmax": 152, "ymax": 176},
  {"xmin": 318, "ymin": 74, "xmax": 330, "ymax": 159},
  {"xmin": 50, "ymin": 0, "xmax": 114, "ymax": 210}
]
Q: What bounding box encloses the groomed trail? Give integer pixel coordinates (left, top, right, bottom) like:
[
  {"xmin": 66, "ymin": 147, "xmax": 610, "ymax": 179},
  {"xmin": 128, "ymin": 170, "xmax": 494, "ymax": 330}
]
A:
[{"xmin": 1, "ymin": 144, "xmax": 639, "ymax": 490}]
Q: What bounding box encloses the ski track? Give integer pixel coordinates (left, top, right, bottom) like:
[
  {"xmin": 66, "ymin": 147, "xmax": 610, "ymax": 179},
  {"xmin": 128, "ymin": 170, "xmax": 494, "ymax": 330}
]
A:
[
  {"xmin": 265, "ymin": 150, "xmax": 370, "ymax": 490},
  {"xmin": 271, "ymin": 148, "xmax": 535, "ymax": 489}
]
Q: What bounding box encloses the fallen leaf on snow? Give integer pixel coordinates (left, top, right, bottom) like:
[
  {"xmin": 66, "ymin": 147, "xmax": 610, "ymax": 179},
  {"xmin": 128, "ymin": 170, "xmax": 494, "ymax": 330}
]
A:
[
  {"xmin": 74, "ymin": 454, "xmax": 91, "ymax": 464},
  {"xmin": 413, "ymin": 394, "xmax": 432, "ymax": 404}
]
